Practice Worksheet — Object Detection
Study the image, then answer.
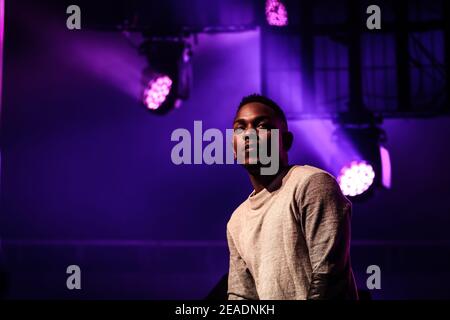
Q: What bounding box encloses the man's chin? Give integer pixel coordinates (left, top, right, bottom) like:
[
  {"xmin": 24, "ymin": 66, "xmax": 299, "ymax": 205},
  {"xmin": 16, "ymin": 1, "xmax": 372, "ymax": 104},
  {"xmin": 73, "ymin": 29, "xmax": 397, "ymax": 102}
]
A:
[
  {"xmin": 242, "ymin": 161, "xmax": 281, "ymax": 176},
  {"xmin": 241, "ymin": 156, "xmax": 260, "ymax": 167},
  {"xmin": 242, "ymin": 164, "xmax": 260, "ymax": 175}
]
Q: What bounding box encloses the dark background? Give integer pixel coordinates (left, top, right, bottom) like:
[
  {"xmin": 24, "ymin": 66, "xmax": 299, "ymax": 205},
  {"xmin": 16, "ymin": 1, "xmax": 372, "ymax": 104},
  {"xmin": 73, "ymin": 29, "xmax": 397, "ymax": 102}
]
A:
[{"xmin": 1, "ymin": 0, "xmax": 450, "ymax": 299}]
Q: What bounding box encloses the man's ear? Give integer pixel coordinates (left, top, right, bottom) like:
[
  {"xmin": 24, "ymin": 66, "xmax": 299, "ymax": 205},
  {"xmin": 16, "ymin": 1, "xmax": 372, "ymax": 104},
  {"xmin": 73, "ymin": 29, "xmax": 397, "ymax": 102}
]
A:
[{"xmin": 282, "ymin": 131, "xmax": 294, "ymax": 151}]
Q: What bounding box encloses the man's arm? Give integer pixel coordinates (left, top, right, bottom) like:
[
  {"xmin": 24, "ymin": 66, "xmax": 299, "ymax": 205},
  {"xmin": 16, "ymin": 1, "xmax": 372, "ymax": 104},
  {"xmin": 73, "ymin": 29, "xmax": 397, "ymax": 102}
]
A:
[
  {"xmin": 226, "ymin": 228, "xmax": 259, "ymax": 300},
  {"xmin": 299, "ymin": 172, "xmax": 355, "ymax": 299}
]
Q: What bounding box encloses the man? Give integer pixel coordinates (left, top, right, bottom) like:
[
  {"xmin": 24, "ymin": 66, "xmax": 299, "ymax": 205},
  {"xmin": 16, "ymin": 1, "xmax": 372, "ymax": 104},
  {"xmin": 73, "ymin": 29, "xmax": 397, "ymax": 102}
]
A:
[{"xmin": 227, "ymin": 94, "xmax": 358, "ymax": 300}]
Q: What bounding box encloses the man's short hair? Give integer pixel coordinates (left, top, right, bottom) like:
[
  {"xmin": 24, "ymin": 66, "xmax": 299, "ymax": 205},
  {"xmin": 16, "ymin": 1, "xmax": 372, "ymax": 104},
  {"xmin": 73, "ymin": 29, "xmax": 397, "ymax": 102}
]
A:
[{"xmin": 236, "ymin": 94, "xmax": 288, "ymax": 128}]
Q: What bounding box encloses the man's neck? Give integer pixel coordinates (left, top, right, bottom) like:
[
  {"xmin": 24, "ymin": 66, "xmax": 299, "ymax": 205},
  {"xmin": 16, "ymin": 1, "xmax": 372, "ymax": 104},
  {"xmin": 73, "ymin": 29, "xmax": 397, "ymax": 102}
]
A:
[{"xmin": 248, "ymin": 164, "xmax": 290, "ymax": 194}]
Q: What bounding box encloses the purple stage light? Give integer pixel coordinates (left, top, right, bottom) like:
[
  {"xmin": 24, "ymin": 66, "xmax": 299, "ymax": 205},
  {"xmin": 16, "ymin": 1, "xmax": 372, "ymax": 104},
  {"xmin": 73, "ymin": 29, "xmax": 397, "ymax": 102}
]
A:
[
  {"xmin": 338, "ymin": 160, "xmax": 375, "ymax": 197},
  {"xmin": 143, "ymin": 75, "xmax": 173, "ymax": 110},
  {"xmin": 265, "ymin": 0, "xmax": 288, "ymax": 27},
  {"xmin": 380, "ymin": 145, "xmax": 392, "ymax": 189}
]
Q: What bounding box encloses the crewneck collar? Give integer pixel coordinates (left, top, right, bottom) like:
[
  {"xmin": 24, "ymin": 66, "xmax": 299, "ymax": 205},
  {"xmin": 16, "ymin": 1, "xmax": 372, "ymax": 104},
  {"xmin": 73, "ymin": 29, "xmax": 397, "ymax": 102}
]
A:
[{"xmin": 247, "ymin": 165, "xmax": 297, "ymax": 210}]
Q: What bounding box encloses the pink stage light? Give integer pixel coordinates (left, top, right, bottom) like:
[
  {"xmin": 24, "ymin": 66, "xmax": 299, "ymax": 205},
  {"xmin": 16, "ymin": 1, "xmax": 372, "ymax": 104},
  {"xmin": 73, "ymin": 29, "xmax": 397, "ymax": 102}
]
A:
[
  {"xmin": 338, "ymin": 160, "xmax": 375, "ymax": 197},
  {"xmin": 265, "ymin": 0, "xmax": 288, "ymax": 27},
  {"xmin": 143, "ymin": 75, "xmax": 173, "ymax": 110}
]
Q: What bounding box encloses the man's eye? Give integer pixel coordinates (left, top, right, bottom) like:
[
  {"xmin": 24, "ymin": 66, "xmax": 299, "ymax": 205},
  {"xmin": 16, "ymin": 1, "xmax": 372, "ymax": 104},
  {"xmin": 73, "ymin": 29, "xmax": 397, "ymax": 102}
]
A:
[
  {"xmin": 257, "ymin": 123, "xmax": 269, "ymax": 129},
  {"xmin": 234, "ymin": 127, "xmax": 244, "ymax": 132}
]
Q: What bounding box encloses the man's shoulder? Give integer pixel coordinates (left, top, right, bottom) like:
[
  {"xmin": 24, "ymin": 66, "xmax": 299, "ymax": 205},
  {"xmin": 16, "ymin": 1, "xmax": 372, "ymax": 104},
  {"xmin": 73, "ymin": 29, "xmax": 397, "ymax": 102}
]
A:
[
  {"xmin": 227, "ymin": 198, "xmax": 248, "ymax": 232},
  {"xmin": 290, "ymin": 165, "xmax": 348, "ymax": 205},
  {"xmin": 288, "ymin": 165, "xmax": 337, "ymax": 187}
]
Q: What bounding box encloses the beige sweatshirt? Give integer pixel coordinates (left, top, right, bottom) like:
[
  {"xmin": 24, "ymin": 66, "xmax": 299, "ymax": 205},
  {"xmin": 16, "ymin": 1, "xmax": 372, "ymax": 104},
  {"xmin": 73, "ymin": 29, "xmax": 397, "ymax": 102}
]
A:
[{"xmin": 226, "ymin": 165, "xmax": 358, "ymax": 300}]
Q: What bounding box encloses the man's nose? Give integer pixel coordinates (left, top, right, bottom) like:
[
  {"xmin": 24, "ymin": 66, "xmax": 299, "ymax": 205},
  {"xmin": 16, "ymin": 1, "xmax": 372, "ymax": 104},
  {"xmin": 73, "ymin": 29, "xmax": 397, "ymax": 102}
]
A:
[{"xmin": 242, "ymin": 130, "xmax": 258, "ymax": 142}]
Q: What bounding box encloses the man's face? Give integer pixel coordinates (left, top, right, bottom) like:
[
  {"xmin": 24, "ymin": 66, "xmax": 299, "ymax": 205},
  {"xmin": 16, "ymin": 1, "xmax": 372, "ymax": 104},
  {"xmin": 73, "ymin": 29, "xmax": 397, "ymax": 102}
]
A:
[{"xmin": 232, "ymin": 102, "xmax": 286, "ymax": 170}]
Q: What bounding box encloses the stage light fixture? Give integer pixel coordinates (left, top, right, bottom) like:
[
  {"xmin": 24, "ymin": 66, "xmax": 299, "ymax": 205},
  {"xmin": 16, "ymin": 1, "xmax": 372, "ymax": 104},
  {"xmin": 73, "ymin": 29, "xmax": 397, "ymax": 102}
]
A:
[
  {"xmin": 337, "ymin": 160, "xmax": 376, "ymax": 197},
  {"xmin": 330, "ymin": 116, "xmax": 390, "ymax": 201},
  {"xmin": 139, "ymin": 39, "xmax": 192, "ymax": 114},
  {"xmin": 143, "ymin": 74, "xmax": 173, "ymax": 110},
  {"xmin": 265, "ymin": 0, "xmax": 288, "ymax": 27}
]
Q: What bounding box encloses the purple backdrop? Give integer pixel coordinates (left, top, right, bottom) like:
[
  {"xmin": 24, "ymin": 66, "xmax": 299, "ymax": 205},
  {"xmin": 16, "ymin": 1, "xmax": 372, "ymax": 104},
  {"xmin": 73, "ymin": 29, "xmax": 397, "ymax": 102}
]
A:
[{"xmin": 1, "ymin": 0, "xmax": 450, "ymax": 299}]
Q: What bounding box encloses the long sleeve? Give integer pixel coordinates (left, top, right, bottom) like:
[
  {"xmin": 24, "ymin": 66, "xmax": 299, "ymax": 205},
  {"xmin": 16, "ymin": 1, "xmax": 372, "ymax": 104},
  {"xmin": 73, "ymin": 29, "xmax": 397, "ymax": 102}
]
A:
[
  {"xmin": 300, "ymin": 172, "xmax": 357, "ymax": 300},
  {"xmin": 226, "ymin": 227, "xmax": 259, "ymax": 300}
]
